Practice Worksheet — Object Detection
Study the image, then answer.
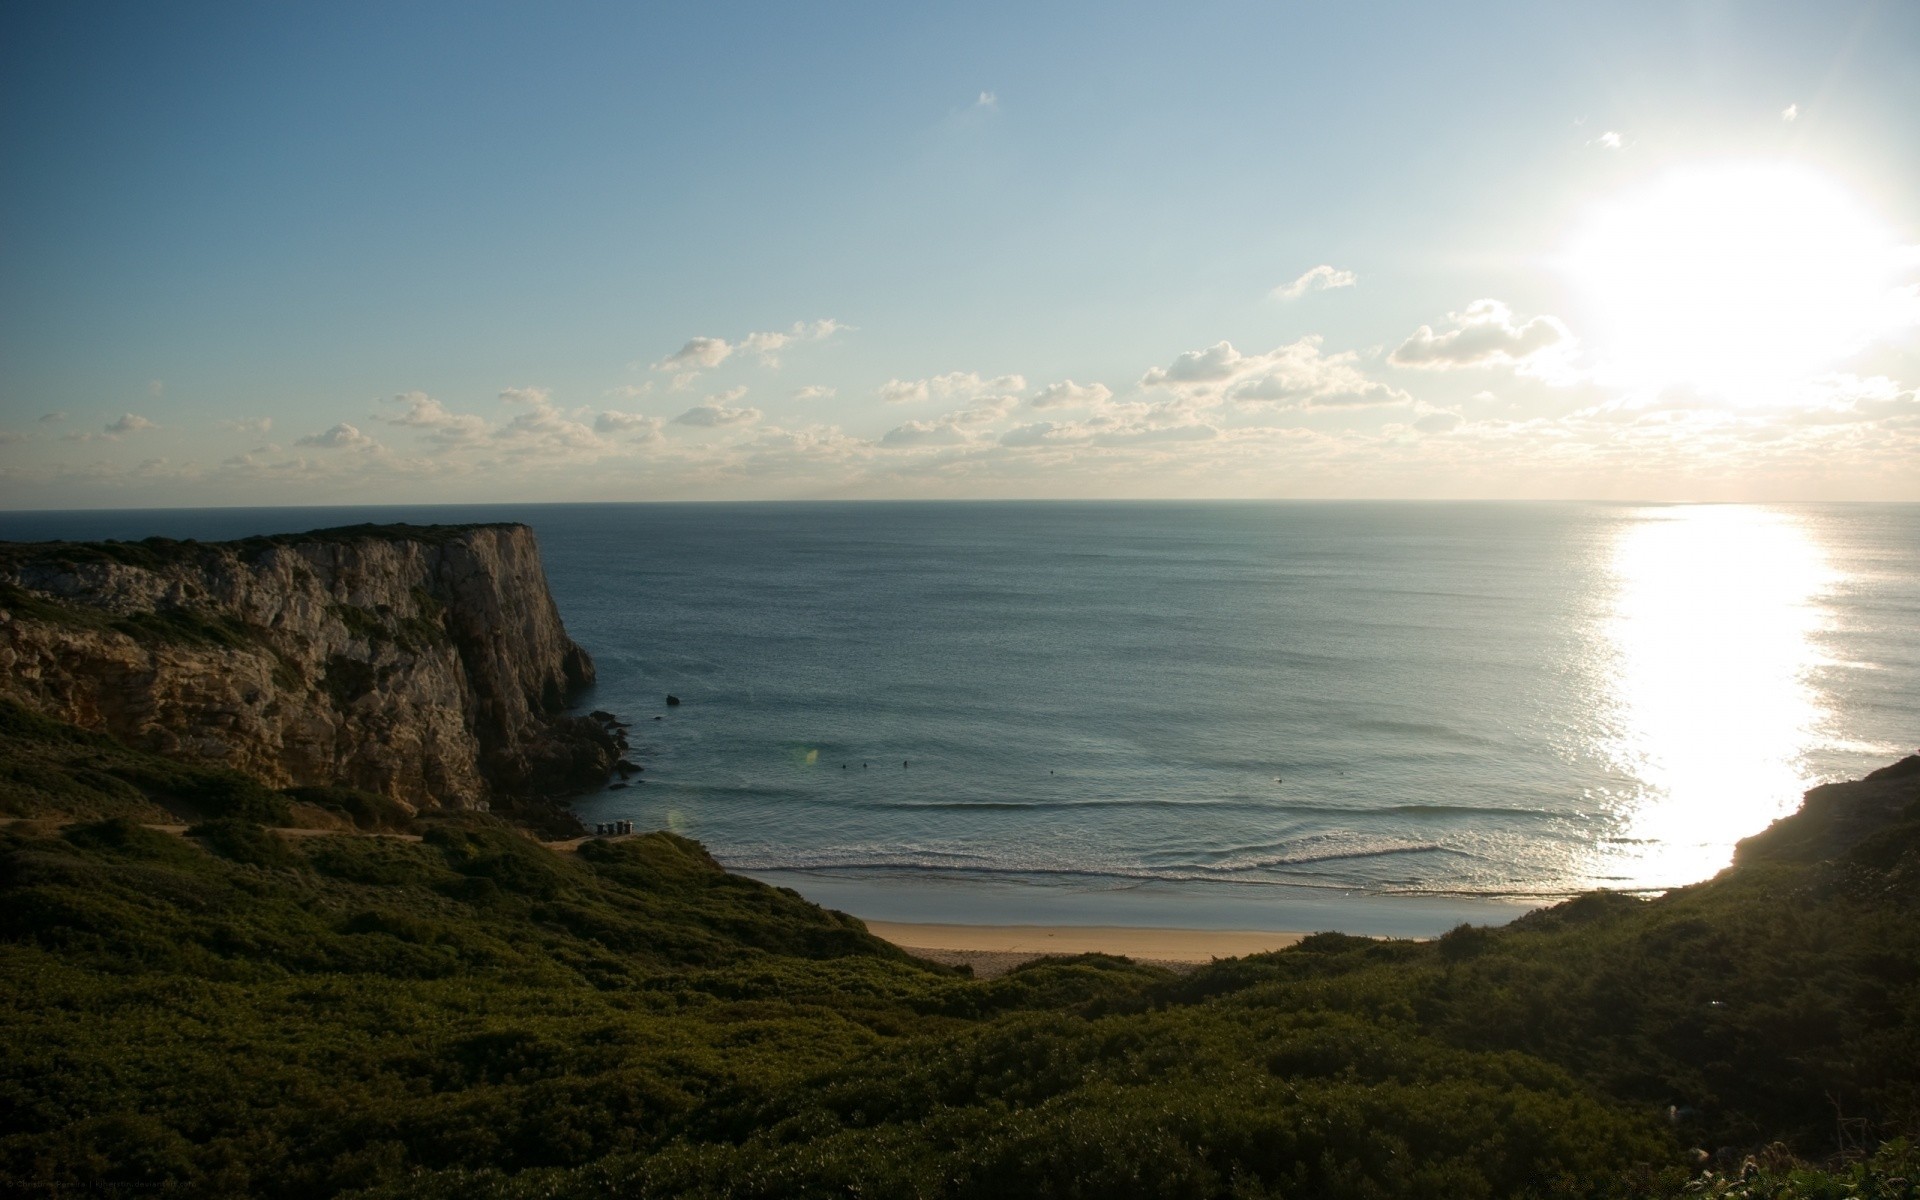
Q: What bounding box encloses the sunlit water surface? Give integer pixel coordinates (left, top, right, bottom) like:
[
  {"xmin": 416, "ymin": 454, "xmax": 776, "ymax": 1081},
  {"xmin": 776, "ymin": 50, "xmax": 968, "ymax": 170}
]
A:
[{"xmin": 4, "ymin": 502, "xmax": 1915, "ymax": 927}]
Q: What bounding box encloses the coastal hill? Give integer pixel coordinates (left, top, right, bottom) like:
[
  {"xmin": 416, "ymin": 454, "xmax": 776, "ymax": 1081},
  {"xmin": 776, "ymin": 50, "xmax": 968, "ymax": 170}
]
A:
[
  {"xmin": 0, "ymin": 524, "xmax": 618, "ymax": 830},
  {"xmin": 1, "ymin": 526, "xmax": 1916, "ymax": 1196}
]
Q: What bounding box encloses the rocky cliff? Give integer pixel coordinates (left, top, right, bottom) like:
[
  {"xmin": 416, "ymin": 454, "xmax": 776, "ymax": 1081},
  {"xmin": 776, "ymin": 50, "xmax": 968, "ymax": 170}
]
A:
[{"xmin": 0, "ymin": 523, "xmax": 619, "ymax": 820}]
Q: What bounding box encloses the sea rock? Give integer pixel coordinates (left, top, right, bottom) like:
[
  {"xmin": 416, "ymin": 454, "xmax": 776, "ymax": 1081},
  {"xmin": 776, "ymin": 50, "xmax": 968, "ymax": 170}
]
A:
[
  {"xmin": 0, "ymin": 523, "xmax": 614, "ymax": 816},
  {"xmin": 665, "ymin": 694, "xmax": 681, "ymax": 706}
]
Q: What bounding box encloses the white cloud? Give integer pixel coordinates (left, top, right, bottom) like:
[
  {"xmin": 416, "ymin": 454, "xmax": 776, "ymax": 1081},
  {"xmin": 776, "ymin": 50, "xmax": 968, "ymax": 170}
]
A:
[
  {"xmin": 672, "ymin": 399, "xmax": 762, "ymax": 427},
  {"xmin": 1273, "ymin": 265, "xmax": 1358, "ymax": 300},
  {"xmin": 1029, "ymin": 380, "xmax": 1114, "ymax": 409},
  {"xmin": 217, "ymin": 417, "xmax": 273, "ymax": 435},
  {"xmin": 1782, "ymin": 103, "xmax": 1799, "ymax": 122},
  {"xmin": 878, "ymin": 378, "xmax": 931, "ymax": 404},
  {"xmin": 1390, "ymin": 300, "xmax": 1577, "ymax": 379},
  {"xmin": 1594, "ymin": 130, "xmax": 1624, "ymax": 150},
  {"xmin": 976, "ymin": 90, "xmax": 998, "ymax": 109},
  {"xmin": 934, "ymin": 371, "xmax": 1024, "ymax": 398},
  {"xmin": 881, "ymin": 371, "xmax": 1025, "ymax": 404},
  {"xmin": 792, "ymin": 384, "xmax": 837, "ymax": 401},
  {"xmin": 1413, "ymin": 410, "xmax": 1464, "ymax": 433},
  {"xmin": 606, "ymin": 382, "xmax": 654, "ymax": 400},
  {"xmin": 106, "ymin": 413, "xmax": 158, "ymax": 435},
  {"xmin": 654, "ymin": 337, "xmax": 734, "ymax": 374},
  {"xmin": 380, "ymin": 391, "xmax": 490, "ymax": 445},
  {"xmin": 296, "ymin": 422, "xmax": 378, "ymax": 449},
  {"xmin": 877, "ymin": 394, "xmax": 1021, "ymax": 448},
  {"xmin": 739, "ymin": 318, "xmax": 845, "ymax": 365},
  {"xmin": 1143, "ymin": 337, "xmax": 1410, "ymax": 408},
  {"xmin": 652, "ymin": 319, "xmax": 844, "ymax": 378},
  {"xmin": 880, "ymin": 419, "xmax": 971, "ymax": 448},
  {"xmin": 497, "ymin": 389, "xmax": 600, "ymax": 452},
  {"xmin": 594, "ymin": 410, "xmax": 663, "ymax": 437}
]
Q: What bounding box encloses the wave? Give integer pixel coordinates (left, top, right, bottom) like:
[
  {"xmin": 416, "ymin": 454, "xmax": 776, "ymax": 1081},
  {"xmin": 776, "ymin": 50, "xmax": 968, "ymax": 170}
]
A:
[{"xmin": 719, "ymin": 838, "xmax": 1466, "ymax": 885}]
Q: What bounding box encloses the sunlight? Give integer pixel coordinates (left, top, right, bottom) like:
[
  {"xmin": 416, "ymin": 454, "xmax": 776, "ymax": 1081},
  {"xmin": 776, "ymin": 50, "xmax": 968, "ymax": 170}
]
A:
[
  {"xmin": 1587, "ymin": 506, "xmax": 1838, "ymax": 887},
  {"xmin": 1562, "ymin": 162, "xmax": 1905, "ymax": 402}
]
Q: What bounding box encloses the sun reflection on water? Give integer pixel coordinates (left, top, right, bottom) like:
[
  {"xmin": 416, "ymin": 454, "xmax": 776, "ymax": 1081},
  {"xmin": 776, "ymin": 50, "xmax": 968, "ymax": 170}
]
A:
[{"xmin": 1588, "ymin": 506, "xmax": 1838, "ymax": 889}]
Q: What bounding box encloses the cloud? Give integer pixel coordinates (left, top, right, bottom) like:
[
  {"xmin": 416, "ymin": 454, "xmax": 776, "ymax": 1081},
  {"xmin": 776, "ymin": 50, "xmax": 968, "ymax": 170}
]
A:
[
  {"xmin": 217, "ymin": 417, "xmax": 273, "ymax": 435},
  {"xmin": 878, "ymin": 378, "xmax": 930, "ymax": 404},
  {"xmin": 496, "ymin": 389, "xmax": 601, "ymax": 452},
  {"xmin": 106, "ymin": 413, "xmax": 158, "ymax": 435},
  {"xmin": 594, "ymin": 410, "xmax": 663, "ymax": 437},
  {"xmin": 1782, "ymin": 103, "xmax": 1799, "ymax": 122},
  {"xmin": 606, "ymin": 382, "xmax": 654, "ymax": 400},
  {"xmin": 880, "ymin": 371, "xmax": 1026, "ymax": 405},
  {"xmin": 655, "ymin": 337, "xmax": 734, "ymax": 374},
  {"xmin": 880, "ymin": 419, "xmax": 971, "ymax": 448},
  {"xmin": 934, "ymin": 371, "xmax": 1024, "ymax": 398},
  {"xmin": 1593, "ymin": 130, "xmax": 1624, "ymax": 150},
  {"xmin": 1413, "ymin": 410, "xmax": 1464, "ymax": 433},
  {"xmin": 877, "ymin": 394, "xmax": 1021, "ymax": 448},
  {"xmin": 0, "ymin": 431, "xmax": 25, "ymax": 446},
  {"xmin": 672, "ymin": 395, "xmax": 762, "ymax": 427},
  {"xmin": 148, "ymin": 380, "xmax": 165, "ymax": 398},
  {"xmin": 651, "ymin": 319, "xmax": 844, "ymax": 379},
  {"xmin": 1030, "ymin": 380, "xmax": 1114, "ymax": 410},
  {"xmin": 38, "ymin": 412, "xmax": 64, "ymax": 423},
  {"xmin": 976, "ymin": 91, "xmax": 998, "ymax": 109},
  {"xmin": 296, "ymin": 422, "xmax": 378, "ymax": 449},
  {"xmin": 1273, "ymin": 265, "xmax": 1357, "ymax": 300},
  {"xmin": 792, "ymin": 384, "xmax": 837, "ymax": 401},
  {"xmin": 739, "ymin": 319, "xmax": 845, "ymax": 365},
  {"xmin": 1143, "ymin": 337, "xmax": 1410, "ymax": 408},
  {"xmin": 1390, "ymin": 300, "xmax": 1577, "ymax": 379},
  {"xmin": 380, "ymin": 391, "xmax": 490, "ymax": 445}
]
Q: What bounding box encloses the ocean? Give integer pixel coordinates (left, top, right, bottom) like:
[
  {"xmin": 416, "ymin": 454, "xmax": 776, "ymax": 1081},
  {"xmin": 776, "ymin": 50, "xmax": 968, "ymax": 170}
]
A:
[{"xmin": 6, "ymin": 501, "xmax": 1916, "ymax": 936}]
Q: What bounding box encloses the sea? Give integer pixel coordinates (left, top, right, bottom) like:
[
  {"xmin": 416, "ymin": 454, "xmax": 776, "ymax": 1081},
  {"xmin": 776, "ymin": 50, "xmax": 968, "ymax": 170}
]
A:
[{"xmin": 5, "ymin": 501, "xmax": 1916, "ymax": 937}]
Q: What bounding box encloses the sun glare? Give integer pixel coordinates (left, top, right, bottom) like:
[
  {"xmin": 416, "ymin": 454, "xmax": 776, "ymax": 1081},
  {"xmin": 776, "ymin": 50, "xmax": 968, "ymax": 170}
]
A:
[
  {"xmin": 1588, "ymin": 506, "xmax": 1837, "ymax": 889},
  {"xmin": 1562, "ymin": 162, "xmax": 1904, "ymax": 402}
]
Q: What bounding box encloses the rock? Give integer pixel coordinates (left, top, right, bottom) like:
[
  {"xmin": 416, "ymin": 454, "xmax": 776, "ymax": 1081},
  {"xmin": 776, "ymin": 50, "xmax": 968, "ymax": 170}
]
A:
[
  {"xmin": 608, "ymin": 782, "xmax": 629, "ymax": 790},
  {"xmin": 665, "ymin": 694, "xmax": 681, "ymax": 706},
  {"xmin": 0, "ymin": 523, "xmax": 610, "ymax": 818}
]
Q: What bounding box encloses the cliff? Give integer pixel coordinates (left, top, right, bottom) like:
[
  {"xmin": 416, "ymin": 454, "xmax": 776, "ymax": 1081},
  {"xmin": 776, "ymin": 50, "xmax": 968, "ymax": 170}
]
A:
[{"xmin": 0, "ymin": 523, "xmax": 618, "ymax": 820}]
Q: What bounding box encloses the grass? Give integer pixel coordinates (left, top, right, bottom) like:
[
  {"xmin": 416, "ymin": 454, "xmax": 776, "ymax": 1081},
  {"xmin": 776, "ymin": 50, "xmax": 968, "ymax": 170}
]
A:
[{"xmin": 1, "ymin": 701, "xmax": 1916, "ymax": 1197}]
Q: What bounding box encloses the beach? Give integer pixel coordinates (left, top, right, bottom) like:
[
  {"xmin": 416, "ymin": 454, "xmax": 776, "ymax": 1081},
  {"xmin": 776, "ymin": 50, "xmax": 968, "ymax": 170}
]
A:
[{"xmin": 867, "ymin": 921, "xmax": 1310, "ymax": 977}]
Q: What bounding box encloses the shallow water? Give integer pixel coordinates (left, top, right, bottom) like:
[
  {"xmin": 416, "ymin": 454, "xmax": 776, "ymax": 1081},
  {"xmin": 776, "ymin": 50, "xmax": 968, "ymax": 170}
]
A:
[{"xmin": 7, "ymin": 501, "xmax": 1916, "ymax": 932}]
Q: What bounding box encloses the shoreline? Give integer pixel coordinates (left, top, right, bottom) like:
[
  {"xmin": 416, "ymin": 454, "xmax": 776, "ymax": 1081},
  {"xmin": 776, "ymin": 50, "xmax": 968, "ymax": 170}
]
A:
[
  {"xmin": 867, "ymin": 920, "xmax": 1311, "ymax": 978},
  {"xmin": 748, "ymin": 868, "xmax": 1541, "ymax": 941}
]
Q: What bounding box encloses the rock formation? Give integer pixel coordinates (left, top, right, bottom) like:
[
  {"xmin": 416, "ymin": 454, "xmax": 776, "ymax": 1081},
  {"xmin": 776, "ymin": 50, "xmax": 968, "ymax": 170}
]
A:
[{"xmin": 0, "ymin": 523, "xmax": 617, "ymax": 818}]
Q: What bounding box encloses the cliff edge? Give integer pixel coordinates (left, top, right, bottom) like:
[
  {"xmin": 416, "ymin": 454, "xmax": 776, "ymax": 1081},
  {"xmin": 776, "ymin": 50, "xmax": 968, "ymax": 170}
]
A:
[{"xmin": 0, "ymin": 523, "xmax": 617, "ymax": 822}]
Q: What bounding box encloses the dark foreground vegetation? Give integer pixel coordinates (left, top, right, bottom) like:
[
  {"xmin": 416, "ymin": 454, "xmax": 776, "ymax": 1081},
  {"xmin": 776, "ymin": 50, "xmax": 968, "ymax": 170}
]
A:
[{"xmin": 2, "ymin": 699, "xmax": 1917, "ymax": 1198}]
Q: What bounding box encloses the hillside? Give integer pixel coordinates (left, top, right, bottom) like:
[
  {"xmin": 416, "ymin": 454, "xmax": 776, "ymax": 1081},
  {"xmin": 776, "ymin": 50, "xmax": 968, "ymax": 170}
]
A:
[{"xmin": 3, "ymin": 692, "xmax": 1917, "ymax": 1197}]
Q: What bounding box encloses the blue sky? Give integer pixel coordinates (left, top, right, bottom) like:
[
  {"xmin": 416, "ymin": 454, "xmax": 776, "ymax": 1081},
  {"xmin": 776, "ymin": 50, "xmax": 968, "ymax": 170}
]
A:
[{"xmin": 3, "ymin": 0, "xmax": 1917, "ymax": 506}]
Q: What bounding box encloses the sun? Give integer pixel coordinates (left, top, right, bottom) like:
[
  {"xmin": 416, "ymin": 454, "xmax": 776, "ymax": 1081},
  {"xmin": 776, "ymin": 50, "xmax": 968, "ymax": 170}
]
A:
[{"xmin": 1561, "ymin": 161, "xmax": 1905, "ymax": 402}]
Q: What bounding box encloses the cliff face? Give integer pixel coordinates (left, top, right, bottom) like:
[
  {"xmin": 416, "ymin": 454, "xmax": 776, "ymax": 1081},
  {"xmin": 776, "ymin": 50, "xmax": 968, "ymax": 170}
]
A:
[{"xmin": 0, "ymin": 524, "xmax": 616, "ymax": 814}]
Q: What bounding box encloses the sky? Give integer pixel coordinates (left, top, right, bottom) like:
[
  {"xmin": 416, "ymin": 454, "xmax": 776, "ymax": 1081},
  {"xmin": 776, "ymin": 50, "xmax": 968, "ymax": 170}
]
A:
[{"xmin": 2, "ymin": 0, "xmax": 1917, "ymax": 508}]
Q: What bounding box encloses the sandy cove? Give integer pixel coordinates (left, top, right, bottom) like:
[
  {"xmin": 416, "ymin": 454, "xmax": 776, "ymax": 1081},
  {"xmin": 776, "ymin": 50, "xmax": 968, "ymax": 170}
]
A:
[{"xmin": 866, "ymin": 921, "xmax": 1308, "ymax": 978}]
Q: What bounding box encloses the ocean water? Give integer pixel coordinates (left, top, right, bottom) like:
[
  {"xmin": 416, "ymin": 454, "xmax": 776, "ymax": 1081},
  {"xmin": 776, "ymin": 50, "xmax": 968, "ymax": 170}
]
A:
[{"xmin": 6, "ymin": 501, "xmax": 1917, "ymax": 935}]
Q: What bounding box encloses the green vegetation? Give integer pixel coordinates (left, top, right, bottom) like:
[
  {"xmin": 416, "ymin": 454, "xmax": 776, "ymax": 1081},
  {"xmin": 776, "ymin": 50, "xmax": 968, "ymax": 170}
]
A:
[
  {"xmin": 0, "ymin": 579, "xmax": 259, "ymax": 649},
  {"xmin": 2, "ymin": 702, "xmax": 1916, "ymax": 1197},
  {"xmin": 0, "ymin": 522, "xmax": 522, "ymax": 574}
]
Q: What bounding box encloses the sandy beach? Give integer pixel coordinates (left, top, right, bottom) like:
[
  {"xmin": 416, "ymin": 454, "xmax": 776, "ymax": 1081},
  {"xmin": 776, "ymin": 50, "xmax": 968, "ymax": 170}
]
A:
[{"xmin": 867, "ymin": 921, "xmax": 1308, "ymax": 978}]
